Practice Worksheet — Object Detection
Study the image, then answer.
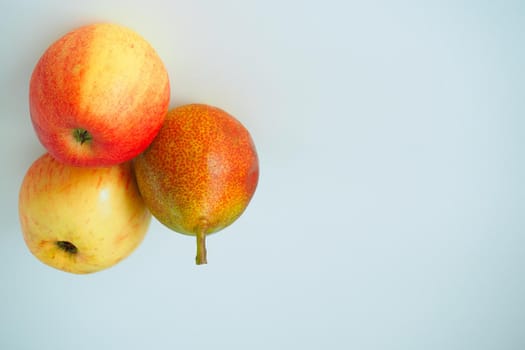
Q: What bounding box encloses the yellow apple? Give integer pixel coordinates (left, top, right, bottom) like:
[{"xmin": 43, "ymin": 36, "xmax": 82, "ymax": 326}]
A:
[{"xmin": 18, "ymin": 153, "xmax": 151, "ymax": 274}]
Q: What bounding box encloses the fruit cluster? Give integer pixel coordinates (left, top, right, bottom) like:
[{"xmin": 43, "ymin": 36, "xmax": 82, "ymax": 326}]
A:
[{"xmin": 19, "ymin": 23, "xmax": 259, "ymax": 274}]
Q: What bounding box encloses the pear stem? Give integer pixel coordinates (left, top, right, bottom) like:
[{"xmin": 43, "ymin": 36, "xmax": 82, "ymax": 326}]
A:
[{"xmin": 195, "ymin": 225, "xmax": 208, "ymax": 265}]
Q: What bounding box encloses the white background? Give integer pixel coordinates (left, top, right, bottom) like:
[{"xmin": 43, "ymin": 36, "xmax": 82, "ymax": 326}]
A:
[{"xmin": 1, "ymin": 1, "xmax": 524, "ymax": 349}]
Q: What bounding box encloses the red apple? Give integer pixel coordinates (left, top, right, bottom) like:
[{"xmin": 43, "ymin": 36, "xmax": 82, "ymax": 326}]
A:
[{"xmin": 29, "ymin": 23, "xmax": 170, "ymax": 167}]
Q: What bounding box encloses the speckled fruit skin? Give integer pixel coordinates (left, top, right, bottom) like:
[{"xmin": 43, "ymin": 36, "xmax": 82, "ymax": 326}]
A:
[
  {"xmin": 133, "ymin": 104, "xmax": 259, "ymax": 264},
  {"xmin": 19, "ymin": 153, "xmax": 151, "ymax": 274},
  {"xmin": 29, "ymin": 23, "xmax": 170, "ymax": 167}
]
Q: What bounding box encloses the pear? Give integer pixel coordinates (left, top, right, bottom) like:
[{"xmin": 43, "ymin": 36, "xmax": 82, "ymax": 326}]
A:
[{"xmin": 133, "ymin": 104, "xmax": 259, "ymax": 264}]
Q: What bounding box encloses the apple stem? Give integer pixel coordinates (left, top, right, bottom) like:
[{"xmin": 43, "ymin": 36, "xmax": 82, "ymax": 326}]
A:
[
  {"xmin": 56, "ymin": 241, "xmax": 78, "ymax": 255},
  {"xmin": 73, "ymin": 128, "xmax": 92, "ymax": 145},
  {"xmin": 195, "ymin": 223, "xmax": 208, "ymax": 265}
]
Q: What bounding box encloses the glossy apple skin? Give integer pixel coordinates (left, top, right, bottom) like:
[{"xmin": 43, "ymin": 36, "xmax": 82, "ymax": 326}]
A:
[
  {"xmin": 29, "ymin": 23, "xmax": 170, "ymax": 167},
  {"xmin": 18, "ymin": 153, "xmax": 151, "ymax": 274},
  {"xmin": 133, "ymin": 104, "xmax": 259, "ymax": 236}
]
